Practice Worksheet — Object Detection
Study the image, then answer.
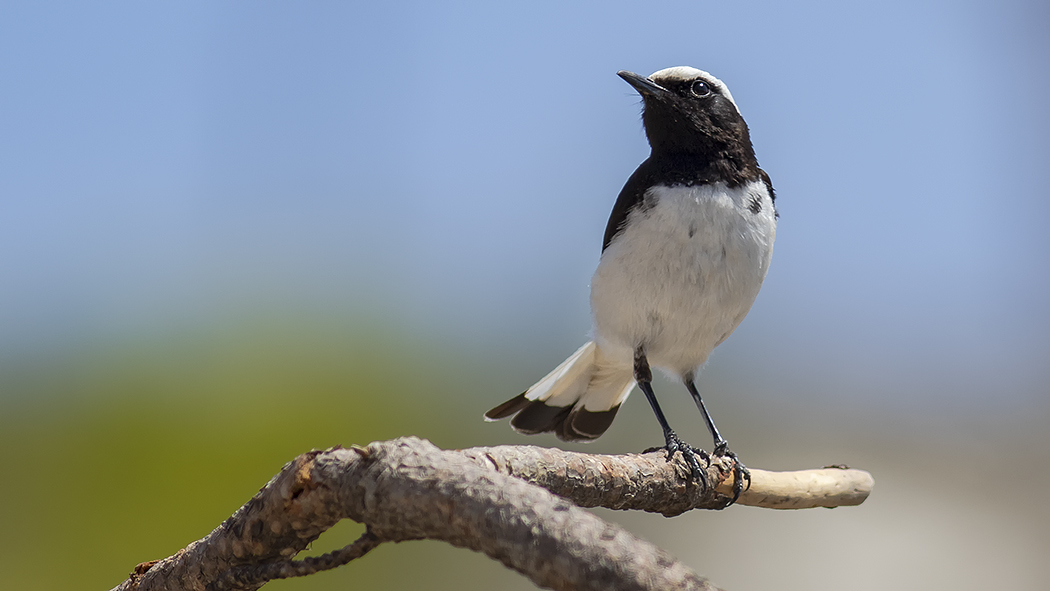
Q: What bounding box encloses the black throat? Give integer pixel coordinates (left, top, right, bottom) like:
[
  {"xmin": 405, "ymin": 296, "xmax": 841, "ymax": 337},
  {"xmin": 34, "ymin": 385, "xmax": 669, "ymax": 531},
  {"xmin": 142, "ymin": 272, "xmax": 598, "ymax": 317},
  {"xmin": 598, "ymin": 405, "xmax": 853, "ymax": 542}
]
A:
[{"xmin": 639, "ymin": 90, "xmax": 761, "ymax": 188}]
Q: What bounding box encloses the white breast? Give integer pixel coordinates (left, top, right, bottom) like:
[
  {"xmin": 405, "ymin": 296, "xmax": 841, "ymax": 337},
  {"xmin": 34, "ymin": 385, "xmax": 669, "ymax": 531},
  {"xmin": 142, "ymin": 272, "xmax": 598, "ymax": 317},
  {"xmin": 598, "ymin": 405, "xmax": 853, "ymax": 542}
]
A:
[{"xmin": 590, "ymin": 180, "xmax": 776, "ymax": 376}]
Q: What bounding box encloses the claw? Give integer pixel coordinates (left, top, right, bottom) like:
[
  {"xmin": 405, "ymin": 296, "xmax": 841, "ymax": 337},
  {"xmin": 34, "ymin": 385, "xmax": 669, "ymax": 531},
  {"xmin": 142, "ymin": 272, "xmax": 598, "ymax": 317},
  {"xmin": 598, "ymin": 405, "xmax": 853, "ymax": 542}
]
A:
[
  {"xmin": 663, "ymin": 430, "xmax": 708, "ymax": 484},
  {"xmin": 713, "ymin": 444, "xmax": 750, "ymax": 505},
  {"xmin": 679, "ymin": 445, "xmax": 705, "ymax": 481}
]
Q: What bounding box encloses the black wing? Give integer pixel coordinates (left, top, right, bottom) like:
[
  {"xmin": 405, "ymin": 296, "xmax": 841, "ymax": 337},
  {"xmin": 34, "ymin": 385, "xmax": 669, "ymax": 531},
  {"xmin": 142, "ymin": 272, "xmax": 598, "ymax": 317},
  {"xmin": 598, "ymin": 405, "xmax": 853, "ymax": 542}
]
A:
[
  {"xmin": 759, "ymin": 167, "xmax": 778, "ymax": 218},
  {"xmin": 602, "ymin": 159, "xmax": 655, "ymax": 251}
]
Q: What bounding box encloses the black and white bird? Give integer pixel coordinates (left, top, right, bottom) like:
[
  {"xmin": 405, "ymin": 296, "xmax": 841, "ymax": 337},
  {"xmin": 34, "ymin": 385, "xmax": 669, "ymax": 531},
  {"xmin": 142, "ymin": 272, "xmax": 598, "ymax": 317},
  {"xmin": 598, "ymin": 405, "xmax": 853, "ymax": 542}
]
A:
[{"xmin": 485, "ymin": 67, "xmax": 777, "ymax": 502}]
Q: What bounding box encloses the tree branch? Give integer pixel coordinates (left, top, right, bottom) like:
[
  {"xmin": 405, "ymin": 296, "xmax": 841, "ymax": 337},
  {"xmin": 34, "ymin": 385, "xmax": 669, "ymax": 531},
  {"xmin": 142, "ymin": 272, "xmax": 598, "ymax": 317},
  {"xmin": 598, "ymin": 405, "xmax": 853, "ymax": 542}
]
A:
[
  {"xmin": 110, "ymin": 436, "xmax": 873, "ymax": 591},
  {"xmin": 206, "ymin": 529, "xmax": 382, "ymax": 590},
  {"xmin": 463, "ymin": 444, "xmax": 873, "ymax": 515}
]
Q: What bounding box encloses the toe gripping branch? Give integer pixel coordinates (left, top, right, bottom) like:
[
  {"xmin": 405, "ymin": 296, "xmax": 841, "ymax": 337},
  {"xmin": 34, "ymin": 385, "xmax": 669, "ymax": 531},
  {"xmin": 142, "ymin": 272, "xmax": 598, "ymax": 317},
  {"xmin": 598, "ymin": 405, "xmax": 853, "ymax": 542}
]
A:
[
  {"xmin": 713, "ymin": 442, "xmax": 751, "ymax": 505},
  {"xmin": 662, "ymin": 428, "xmax": 707, "ymax": 481}
]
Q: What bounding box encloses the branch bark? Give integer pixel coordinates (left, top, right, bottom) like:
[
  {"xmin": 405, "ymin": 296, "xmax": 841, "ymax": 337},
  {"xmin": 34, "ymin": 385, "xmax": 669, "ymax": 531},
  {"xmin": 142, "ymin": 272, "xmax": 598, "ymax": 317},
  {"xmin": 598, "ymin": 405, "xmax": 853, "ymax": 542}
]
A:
[{"xmin": 110, "ymin": 436, "xmax": 873, "ymax": 591}]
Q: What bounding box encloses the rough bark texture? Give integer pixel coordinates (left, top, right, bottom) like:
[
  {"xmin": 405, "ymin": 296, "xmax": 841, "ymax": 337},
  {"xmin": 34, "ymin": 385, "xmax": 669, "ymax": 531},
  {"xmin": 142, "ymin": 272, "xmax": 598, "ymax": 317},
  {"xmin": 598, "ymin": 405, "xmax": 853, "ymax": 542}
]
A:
[
  {"xmin": 464, "ymin": 444, "xmax": 873, "ymax": 515},
  {"xmin": 110, "ymin": 437, "xmax": 874, "ymax": 591}
]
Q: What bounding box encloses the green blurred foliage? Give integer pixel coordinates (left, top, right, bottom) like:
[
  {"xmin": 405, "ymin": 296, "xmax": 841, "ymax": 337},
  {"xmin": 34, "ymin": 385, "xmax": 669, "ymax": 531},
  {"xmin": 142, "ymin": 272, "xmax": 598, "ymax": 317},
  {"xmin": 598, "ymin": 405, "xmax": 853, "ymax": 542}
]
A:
[
  {"xmin": 2, "ymin": 315, "xmax": 1047, "ymax": 590},
  {"xmin": 0, "ymin": 316, "xmax": 533, "ymax": 591}
]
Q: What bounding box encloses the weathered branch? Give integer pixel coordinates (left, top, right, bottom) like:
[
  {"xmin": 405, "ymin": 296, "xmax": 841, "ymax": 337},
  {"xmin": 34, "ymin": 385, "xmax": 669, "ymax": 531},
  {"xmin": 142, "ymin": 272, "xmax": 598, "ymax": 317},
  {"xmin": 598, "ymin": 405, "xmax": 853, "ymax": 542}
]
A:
[
  {"xmin": 207, "ymin": 530, "xmax": 381, "ymax": 590},
  {"xmin": 110, "ymin": 436, "xmax": 873, "ymax": 591},
  {"xmin": 463, "ymin": 444, "xmax": 873, "ymax": 515}
]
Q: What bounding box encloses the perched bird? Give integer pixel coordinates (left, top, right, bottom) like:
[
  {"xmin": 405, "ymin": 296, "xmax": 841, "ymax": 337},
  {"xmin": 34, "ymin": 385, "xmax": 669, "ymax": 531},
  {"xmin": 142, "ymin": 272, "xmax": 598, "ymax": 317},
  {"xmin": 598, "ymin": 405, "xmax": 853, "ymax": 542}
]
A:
[{"xmin": 485, "ymin": 67, "xmax": 777, "ymax": 502}]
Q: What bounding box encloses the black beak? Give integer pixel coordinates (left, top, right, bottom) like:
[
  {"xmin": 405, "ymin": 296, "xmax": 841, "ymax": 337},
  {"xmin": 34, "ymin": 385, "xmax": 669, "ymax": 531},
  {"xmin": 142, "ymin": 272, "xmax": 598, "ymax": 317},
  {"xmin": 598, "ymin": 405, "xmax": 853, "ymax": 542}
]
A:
[{"xmin": 617, "ymin": 70, "xmax": 668, "ymax": 98}]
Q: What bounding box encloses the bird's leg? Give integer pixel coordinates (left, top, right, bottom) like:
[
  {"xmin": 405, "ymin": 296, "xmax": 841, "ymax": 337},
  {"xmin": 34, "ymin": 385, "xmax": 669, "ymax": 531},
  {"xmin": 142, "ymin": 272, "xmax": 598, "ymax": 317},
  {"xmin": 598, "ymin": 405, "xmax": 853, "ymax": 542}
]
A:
[
  {"xmin": 684, "ymin": 376, "xmax": 751, "ymax": 504},
  {"xmin": 634, "ymin": 347, "xmax": 705, "ymax": 480}
]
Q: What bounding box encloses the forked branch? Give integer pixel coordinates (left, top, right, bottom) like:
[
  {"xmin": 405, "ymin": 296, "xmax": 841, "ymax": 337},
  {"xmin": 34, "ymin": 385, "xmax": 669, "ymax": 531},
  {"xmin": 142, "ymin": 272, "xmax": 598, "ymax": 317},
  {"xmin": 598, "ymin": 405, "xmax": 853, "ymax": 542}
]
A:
[{"xmin": 110, "ymin": 436, "xmax": 873, "ymax": 591}]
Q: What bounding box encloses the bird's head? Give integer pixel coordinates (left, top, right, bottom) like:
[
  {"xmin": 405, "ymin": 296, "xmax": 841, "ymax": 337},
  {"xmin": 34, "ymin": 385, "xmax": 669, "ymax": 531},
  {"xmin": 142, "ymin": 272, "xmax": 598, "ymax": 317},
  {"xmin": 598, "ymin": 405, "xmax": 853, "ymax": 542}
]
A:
[{"xmin": 618, "ymin": 67, "xmax": 751, "ymax": 156}]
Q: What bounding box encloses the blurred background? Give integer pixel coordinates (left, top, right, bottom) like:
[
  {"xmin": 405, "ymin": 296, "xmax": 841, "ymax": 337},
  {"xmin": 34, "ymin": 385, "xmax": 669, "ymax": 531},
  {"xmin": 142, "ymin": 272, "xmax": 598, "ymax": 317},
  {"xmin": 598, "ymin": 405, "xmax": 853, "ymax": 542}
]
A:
[{"xmin": 1, "ymin": 1, "xmax": 1048, "ymax": 589}]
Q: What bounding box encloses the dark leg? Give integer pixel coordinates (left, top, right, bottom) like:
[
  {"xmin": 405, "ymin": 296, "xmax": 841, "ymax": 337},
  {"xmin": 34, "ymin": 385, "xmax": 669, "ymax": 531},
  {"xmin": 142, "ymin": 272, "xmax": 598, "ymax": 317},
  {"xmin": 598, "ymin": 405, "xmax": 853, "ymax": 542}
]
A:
[
  {"xmin": 634, "ymin": 347, "xmax": 705, "ymax": 480},
  {"xmin": 682, "ymin": 375, "xmax": 726, "ymax": 450},
  {"xmin": 684, "ymin": 376, "xmax": 751, "ymax": 504}
]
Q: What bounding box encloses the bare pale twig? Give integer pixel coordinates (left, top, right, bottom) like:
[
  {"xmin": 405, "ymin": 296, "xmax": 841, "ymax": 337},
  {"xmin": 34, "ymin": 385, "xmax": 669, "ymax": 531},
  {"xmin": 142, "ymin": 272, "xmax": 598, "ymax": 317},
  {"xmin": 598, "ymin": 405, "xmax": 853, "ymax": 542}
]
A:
[
  {"xmin": 463, "ymin": 444, "xmax": 874, "ymax": 516},
  {"xmin": 110, "ymin": 436, "xmax": 873, "ymax": 591}
]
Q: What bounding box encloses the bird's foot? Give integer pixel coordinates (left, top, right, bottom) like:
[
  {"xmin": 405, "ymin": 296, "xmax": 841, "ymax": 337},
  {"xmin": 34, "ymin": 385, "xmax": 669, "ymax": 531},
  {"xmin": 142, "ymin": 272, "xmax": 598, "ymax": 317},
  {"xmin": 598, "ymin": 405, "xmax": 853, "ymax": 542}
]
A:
[
  {"xmin": 713, "ymin": 441, "xmax": 751, "ymax": 506},
  {"xmin": 643, "ymin": 430, "xmax": 709, "ymax": 484}
]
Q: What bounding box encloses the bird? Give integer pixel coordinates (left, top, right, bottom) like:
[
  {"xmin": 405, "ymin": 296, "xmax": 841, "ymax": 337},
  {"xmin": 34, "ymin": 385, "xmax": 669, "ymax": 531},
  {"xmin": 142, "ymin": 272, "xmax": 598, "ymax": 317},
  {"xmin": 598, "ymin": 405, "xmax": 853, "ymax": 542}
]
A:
[{"xmin": 485, "ymin": 66, "xmax": 777, "ymax": 503}]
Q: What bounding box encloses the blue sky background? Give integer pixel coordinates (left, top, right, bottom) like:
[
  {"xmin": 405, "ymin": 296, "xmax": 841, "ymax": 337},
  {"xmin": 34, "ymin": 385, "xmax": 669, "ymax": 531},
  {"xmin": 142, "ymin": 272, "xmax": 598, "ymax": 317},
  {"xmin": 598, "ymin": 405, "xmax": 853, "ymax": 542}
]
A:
[
  {"xmin": 3, "ymin": 1, "xmax": 1048, "ymax": 413},
  {"xmin": 1, "ymin": 2, "xmax": 1048, "ymax": 589}
]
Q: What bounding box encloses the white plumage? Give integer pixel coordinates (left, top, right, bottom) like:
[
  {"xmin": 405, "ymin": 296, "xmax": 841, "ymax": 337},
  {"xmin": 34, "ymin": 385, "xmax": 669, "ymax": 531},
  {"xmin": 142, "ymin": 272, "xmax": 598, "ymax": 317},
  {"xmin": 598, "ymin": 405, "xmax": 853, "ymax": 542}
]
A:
[
  {"xmin": 529, "ymin": 179, "xmax": 776, "ymax": 418},
  {"xmin": 592, "ymin": 180, "xmax": 776, "ymax": 378}
]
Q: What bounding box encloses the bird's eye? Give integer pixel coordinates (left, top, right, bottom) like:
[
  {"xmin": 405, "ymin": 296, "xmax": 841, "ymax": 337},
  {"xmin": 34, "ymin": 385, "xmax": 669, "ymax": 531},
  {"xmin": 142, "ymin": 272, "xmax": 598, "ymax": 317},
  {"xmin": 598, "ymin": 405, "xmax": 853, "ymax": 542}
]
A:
[{"xmin": 690, "ymin": 80, "xmax": 711, "ymax": 97}]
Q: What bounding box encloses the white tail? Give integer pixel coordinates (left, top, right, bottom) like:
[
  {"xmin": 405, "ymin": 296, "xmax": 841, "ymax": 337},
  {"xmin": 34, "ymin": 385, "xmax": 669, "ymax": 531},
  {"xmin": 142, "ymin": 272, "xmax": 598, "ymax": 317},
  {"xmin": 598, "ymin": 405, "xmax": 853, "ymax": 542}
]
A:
[{"xmin": 485, "ymin": 341, "xmax": 635, "ymax": 441}]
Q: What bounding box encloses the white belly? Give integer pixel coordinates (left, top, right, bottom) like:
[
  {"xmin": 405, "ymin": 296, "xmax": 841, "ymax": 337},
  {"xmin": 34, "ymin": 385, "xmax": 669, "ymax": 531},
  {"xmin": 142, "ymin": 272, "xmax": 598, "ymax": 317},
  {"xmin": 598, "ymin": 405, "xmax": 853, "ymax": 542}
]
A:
[{"xmin": 590, "ymin": 180, "xmax": 776, "ymax": 376}]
